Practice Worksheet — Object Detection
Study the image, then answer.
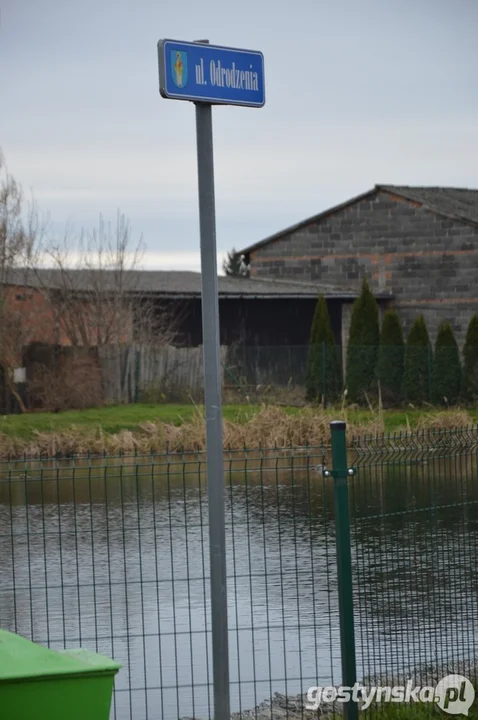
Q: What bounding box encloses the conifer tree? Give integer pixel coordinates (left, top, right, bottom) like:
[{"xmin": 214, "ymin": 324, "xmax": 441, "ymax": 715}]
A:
[
  {"xmin": 305, "ymin": 296, "xmax": 342, "ymax": 403},
  {"xmin": 346, "ymin": 277, "xmax": 380, "ymax": 403},
  {"xmin": 403, "ymin": 316, "xmax": 432, "ymax": 404},
  {"xmin": 462, "ymin": 315, "xmax": 478, "ymax": 402},
  {"xmin": 222, "ymin": 248, "xmax": 249, "ymax": 277},
  {"xmin": 376, "ymin": 310, "xmax": 404, "ymax": 405},
  {"xmin": 432, "ymin": 322, "xmax": 461, "ymax": 405}
]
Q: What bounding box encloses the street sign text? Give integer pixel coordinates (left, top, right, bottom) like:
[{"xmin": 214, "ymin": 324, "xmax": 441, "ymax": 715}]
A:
[{"xmin": 158, "ymin": 39, "xmax": 265, "ymax": 107}]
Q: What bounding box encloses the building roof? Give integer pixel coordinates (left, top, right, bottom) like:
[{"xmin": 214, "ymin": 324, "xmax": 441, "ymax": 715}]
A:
[
  {"xmin": 239, "ymin": 184, "xmax": 478, "ymax": 256},
  {"xmin": 378, "ymin": 185, "xmax": 478, "ymax": 225},
  {"xmin": 7, "ymin": 268, "xmax": 392, "ymax": 300}
]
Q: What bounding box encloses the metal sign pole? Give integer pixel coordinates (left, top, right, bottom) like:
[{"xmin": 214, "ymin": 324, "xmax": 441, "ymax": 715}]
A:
[
  {"xmin": 195, "ymin": 97, "xmax": 230, "ymax": 720},
  {"xmin": 157, "ymin": 37, "xmax": 264, "ymax": 719}
]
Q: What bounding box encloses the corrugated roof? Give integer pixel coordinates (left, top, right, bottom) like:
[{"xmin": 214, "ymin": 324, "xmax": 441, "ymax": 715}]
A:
[
  {"xmin": 6, "ymin": 268, "xmax": 391, "ymax": 300},
  {"xmin": 239, "ymin": 184, "xmax": 478, "ymax": 256}
]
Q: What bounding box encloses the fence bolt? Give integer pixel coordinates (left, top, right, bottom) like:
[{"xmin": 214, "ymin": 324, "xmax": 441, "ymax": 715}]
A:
[{"xmin": 330, "ymin": 420, "xmax": 358, "ymax": 720}]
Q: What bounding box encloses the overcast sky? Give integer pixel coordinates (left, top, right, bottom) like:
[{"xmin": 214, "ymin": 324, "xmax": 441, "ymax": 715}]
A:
[{"xmin": 2, "ymin": 0, "xmax": 477, "ymax": 271}]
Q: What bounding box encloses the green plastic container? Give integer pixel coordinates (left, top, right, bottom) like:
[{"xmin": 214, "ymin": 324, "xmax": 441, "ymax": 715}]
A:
[{"xmin": 0, "ymin": 629, "xmax": 121, "ymax": 720}]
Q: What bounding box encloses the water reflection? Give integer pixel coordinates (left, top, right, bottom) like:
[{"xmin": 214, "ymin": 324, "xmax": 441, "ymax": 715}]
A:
[{"xmin": 0, "ymin": 453, "xmax": 476, "ymax": 719}]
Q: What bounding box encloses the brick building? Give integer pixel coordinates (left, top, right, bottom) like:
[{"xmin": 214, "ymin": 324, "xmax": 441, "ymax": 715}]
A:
[
  {"xmin": 4, "ymin": 270, "xmax": 136, "ymax": 351},
  {"xmin": 9, "ymin": 268, "xmax": 389, "ymax": 349},
  {"xmin": 5, "ymin": 285, "xmax": 60, "ymax": 347},
  {"xmin": 239, "ymin": 185, "xmax": 478, "ymax": 346},
  {"xmin": 1, "ymin": 270, "xmax": 390, "ymax": 408},
  {"xmin": 3, "ymin": 284, "xmax": 133, "ymax": 351}
]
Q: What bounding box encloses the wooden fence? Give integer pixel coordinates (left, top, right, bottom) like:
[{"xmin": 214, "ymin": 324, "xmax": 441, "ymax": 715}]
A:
[
  {"xmin": 98, "ymin": 344, "xmax": 228, "ymax": 404},
  {"xmin": 0, "ymin": 343, "xmax": 307, "ymax": 414}
]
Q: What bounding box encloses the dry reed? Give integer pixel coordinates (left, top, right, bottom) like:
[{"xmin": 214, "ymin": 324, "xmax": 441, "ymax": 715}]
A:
[
  {"xmin": 0, "ymin": 406, "xmax": 473, "ymax": 459},
  {"xmin": 414, "ymin": 408, "xmax": 473, "ymax": 430}
]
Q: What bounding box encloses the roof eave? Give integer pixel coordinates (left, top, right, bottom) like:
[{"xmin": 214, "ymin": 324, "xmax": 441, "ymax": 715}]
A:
[{"xmin": 138, "ymin": 290, "xmax": 394, "ymax": 301}]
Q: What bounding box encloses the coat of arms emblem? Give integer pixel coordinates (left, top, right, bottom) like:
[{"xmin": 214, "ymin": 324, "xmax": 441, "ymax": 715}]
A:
[{"xmin": 171, "ymin": 50, "xmax": 188, "ymax": 88}]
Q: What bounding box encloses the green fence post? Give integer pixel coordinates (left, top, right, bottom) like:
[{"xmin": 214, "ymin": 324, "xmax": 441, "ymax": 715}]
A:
[{"xmin": 329, "ymin": 420, "xmax": 358, "ymax": 720}]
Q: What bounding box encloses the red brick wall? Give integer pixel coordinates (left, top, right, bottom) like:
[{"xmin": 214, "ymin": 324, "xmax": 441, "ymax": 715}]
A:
[
  {"xmin": 5, "ymin": 285, "xmax": 133, "ymax": 349},
  {"xmin": 5, "ymin": 286, "xmax": 59, "ymax": 345}
]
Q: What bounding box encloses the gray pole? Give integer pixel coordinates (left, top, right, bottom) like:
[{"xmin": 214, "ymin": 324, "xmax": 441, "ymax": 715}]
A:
[{"xmin": 195, "ymin": 96, "xmax": 231, "ymax": 719}]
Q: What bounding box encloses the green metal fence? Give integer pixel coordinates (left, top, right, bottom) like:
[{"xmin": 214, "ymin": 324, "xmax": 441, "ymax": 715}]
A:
[
  {"xmin": 222, "ymin": 344, "xmax": 441, "ymax": 406},
  {"xmin": 350, "ymin": 428, "xmax": 478, "ymax": 702},
  {"xmin": 0, "ymin": 426, "xmax": 476, "ymax": 718}
]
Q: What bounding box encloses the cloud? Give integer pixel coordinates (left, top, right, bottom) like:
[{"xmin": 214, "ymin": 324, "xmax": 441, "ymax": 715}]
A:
[
  {"xmin": 37, "ymin": 249, "xmax": 227, "ymax": 273},
  {"xmin": 2, "ymin": 0, "xmax": 477, "ymax": 270},
  {"xmin": 139, "ymin": 251, "xmax": 227, "ymax": 272}
]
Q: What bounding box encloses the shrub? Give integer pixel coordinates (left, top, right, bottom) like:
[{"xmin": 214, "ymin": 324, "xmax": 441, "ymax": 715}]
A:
[
  {"xmin": 376, "ymin": 310, "xmax": 404, "ymax": 405},
  {"xmin": 305, "ymin": 295, "xmax": 342, "ymax": 403},
  {"xmin": 403, "ymin": 316, "xmax": 432, "ymax": 404},
  {"xmin": 29, "ymin": 354, "xmax": 104, "ymax": 411},
  {"xmin": 346, "ymin": 277, "xmax": 379, "ymax": 403},
  {"xmin": 432, "ymin": 323, "xmax": 461, "ymax": 405},
  {"xmin": 462, "ymin": 315, "xmax": 478, "ymax": 403}
]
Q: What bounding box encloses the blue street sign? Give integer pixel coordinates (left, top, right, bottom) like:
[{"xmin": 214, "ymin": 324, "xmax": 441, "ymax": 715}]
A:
[{"xmin": 157, "ymin": 39, "xmax": 265, "ymax": 107}]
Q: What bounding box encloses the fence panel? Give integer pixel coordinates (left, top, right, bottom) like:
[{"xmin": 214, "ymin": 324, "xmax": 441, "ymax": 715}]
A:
[
  {"xmin": 0, "ymin": 428, "xmax": 476, "ymax": 718},
  {"xmin": 0, "ymin": 445, "xmax": 334, "ymax": 720},
  {"xmin": 350, "ymin": 428, "xmax": 478, "ymax": 695}
]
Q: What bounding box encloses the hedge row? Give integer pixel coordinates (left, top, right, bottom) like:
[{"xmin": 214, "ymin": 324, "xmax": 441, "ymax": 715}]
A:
[{"xmin": 306, "ymin": 278, "xmax": 478, "ymax": 406}]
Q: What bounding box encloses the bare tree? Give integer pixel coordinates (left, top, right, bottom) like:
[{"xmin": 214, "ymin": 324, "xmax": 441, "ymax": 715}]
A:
[
  {"xmin": 0, "ymin": 152, "xmax": 37, "ymax": 280},
  {"xmin": 34, "ymin": 212, "xmax": 177, "ymax": 349},
  {"xmin": 0, "ymin": 150, "xmax": 185, "ymax": 412},
  {"xmin": 35, "ymin": 214, "xmax": 140, "ymax": 347},
  {"xmin": 29, "ymin": 210, "xmax": 183, "ymax": 403},
  {"xmin": 0, "ymin": 150, "xmax": 43, "ymax": 411}
]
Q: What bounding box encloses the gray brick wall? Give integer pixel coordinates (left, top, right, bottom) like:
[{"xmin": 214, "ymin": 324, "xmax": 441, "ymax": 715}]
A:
[{"xmin": 250, "ymin": 191, "xmax": 478, "ymax": 345}]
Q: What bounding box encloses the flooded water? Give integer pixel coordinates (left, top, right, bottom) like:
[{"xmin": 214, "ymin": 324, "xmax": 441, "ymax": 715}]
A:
[{"xmin": 0, "ymin": 451, "xmax": 477, "ymax": 719}]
